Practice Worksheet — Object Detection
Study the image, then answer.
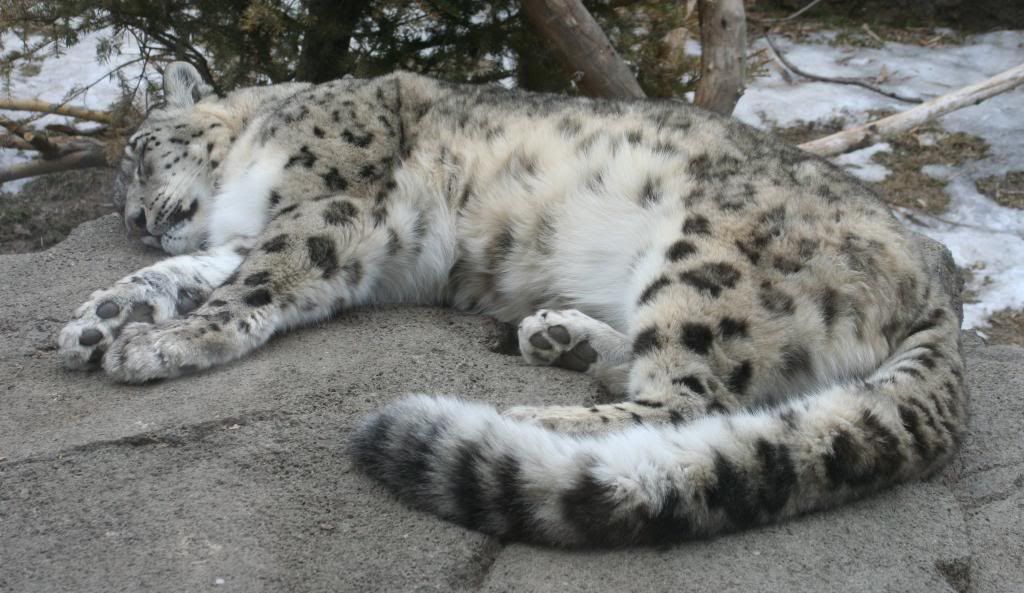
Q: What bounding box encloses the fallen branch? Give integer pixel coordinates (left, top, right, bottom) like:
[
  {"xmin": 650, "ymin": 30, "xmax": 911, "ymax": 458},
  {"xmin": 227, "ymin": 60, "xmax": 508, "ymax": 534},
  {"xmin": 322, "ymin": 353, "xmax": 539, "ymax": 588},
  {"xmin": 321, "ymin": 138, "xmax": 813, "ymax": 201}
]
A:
[
  {"xmin": 0, "ymin": 134, "xmax": 32, "ymax": 150},
  {"xmin": 0, "ymin": 133, "xmax": 104, "ymax": 155},
  {"xmin": 799, "ymin": 62, "xmax": 1024, "ymax": 156},
  {"xmin": 0, "ymin": 98, "xmax": 113, "ymax": 124},
  {"xmin": 763, "ymin": 32, "xmax": 922, "ymax": 104},
  {"xmin": 21, "ymin": 131, "xmax": 63, "ymax": 158},
  {"xmin": 44, "ymin": 123, "xmax": 110, "ymax": 137},
  {"xmin": 0, "ymin": 149, "xmax": 108, "ymax": 184},
  {"xmin": 0, "ymin": 116, "xmax": 105, "ymax": 160}
]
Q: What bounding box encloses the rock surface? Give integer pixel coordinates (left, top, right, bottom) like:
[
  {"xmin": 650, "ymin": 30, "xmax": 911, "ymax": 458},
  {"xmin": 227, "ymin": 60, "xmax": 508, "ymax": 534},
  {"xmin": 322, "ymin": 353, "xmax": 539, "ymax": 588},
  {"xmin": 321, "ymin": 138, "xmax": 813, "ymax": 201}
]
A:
[{"xmin": 1, "ymin": 215, "xmax": 1021, "ymax": 593}]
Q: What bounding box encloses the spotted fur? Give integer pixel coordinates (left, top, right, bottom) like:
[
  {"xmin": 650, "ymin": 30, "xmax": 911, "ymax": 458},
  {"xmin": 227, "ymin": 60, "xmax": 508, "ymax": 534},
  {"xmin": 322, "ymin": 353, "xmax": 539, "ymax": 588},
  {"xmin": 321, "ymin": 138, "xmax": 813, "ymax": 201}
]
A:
[{"xmin": 58, "ymin": 63, "xmax": 966, "ymax": 547}]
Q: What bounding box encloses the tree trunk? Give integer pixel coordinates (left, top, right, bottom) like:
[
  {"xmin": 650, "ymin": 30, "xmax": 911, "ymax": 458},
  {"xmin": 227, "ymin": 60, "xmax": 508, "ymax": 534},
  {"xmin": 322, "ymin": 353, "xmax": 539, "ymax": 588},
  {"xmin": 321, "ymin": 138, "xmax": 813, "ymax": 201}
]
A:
[
  {"xmin": 520, "ymin": 0, "xmax": 645, "ymax": 99},
  {"xmin": 295, "ymin": 0, "xmax": 368, "ymax": 83},
  {"xmin": 694, "ymin": 0, "xmax": 747, "ymax": 115}
]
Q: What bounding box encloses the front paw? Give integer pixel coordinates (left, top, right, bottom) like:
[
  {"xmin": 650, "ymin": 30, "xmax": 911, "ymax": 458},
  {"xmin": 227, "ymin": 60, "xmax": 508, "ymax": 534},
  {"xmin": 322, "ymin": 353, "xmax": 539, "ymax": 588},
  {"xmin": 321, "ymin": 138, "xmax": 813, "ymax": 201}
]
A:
[
  {"xmin": 102, "ymin": 322, "xmax": 195, "ymax": 383},
  {"xmin": 58, "ymin": 288, "xmax": 163, "ymax": 371},
  {"xmin": 58, "ymin": 279, "xmax": 201, "ymax": 371}
]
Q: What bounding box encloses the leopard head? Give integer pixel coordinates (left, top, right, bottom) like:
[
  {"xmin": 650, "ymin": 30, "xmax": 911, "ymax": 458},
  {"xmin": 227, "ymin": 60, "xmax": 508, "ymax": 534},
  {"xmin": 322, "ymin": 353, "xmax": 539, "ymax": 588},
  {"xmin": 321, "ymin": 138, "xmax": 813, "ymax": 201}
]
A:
[{"xmin": 117, "ymin": 62, "xmax": 234, "ymax": 254}]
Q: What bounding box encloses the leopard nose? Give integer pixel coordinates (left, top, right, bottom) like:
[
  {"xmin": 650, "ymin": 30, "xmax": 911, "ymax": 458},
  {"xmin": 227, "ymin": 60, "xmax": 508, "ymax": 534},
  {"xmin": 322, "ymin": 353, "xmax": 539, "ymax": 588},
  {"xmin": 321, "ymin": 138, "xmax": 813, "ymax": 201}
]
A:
[{"xmin": 127, "ymin": 209, "xmax": 153, "ymax": 237}]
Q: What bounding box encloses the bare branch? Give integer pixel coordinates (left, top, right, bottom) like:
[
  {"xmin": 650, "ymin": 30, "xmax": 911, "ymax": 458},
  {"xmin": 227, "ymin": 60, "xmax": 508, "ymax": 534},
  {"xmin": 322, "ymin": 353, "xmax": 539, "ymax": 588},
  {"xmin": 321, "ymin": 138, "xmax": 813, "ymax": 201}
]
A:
[
  {"xmin": 694, "ymin": 0, "xmax": 747, "ymax": 115},
  {"xmin": 0, "ymin": 134, "xmax": 32, "ymax": 150},
  {"xmin": 0, "ymin": 115, "xmax": 106, "ymax": 157},
  {"xmin": 20, "ymin": 130, "xmax": 62, "ymax": 158},
  {"xmin": 0, "ymin": 149, "xmax": 108, "ymax": 184},
  {"xmin": 799, "ymin": 62, "xmax": 1024, "ymax": 156},
  {"xmin": 753, "ymin": 0, "xmax": 826, "ymax": 24},
  {"xmin": 763, "ymin": 33, "xmax": 923, "ymax": 104},
  {"xmin": 0, "ymin": 98, "xmax": 113, "ymax": 124},
  {"xmin": 520, "ymin": 0, "xmax": 645, "ymax": 99},
  {"xmin": 44, "ymin": 123, "xmax": 110, "ymax": 137}
]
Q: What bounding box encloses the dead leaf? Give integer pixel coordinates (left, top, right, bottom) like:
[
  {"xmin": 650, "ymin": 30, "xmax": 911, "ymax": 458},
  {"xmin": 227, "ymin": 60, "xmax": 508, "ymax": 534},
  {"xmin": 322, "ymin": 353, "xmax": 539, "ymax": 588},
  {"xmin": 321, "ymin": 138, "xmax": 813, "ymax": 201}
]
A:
[{"xmin": 876, "ymin": 64, "xmax": 890, "ymax": 84}]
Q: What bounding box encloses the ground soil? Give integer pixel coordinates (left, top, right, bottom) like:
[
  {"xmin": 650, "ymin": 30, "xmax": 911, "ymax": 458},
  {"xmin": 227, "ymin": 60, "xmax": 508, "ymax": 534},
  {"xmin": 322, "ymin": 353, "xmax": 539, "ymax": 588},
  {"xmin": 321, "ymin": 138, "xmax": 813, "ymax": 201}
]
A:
[
  {"xmin": 0, "ymin": 168, "xmax": 118, "ymax": 254},
  {"xmin": 976, "ymin": 170, "xmax": 1024, "ymax": 210},
  {"xmin": 755, "ymin": 0, "xmax": 1024, "ymax": 33},
  {"xmin": 872, "ymin": 123, "xmax": 990, "ymax": 213},
  {"xmin": 984, "ymin": 308, "xmax": 1024, "ymax": 347}
]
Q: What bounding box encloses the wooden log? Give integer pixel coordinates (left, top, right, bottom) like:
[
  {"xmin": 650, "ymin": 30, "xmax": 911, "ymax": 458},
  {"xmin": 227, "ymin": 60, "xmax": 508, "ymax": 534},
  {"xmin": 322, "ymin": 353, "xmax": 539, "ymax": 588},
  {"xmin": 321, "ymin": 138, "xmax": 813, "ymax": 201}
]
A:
[{"xmin": 800, "ymin": 62, "xmax": 1024, "ymax": 157}]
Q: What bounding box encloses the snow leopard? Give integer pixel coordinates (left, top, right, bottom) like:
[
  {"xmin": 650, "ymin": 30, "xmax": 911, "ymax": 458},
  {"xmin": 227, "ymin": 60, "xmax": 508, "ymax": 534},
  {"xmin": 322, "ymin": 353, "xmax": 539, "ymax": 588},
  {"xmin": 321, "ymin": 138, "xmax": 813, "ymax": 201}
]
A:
[{"xmin": 58, "ymin": 62, "xmax": 966, "ymax": 547}]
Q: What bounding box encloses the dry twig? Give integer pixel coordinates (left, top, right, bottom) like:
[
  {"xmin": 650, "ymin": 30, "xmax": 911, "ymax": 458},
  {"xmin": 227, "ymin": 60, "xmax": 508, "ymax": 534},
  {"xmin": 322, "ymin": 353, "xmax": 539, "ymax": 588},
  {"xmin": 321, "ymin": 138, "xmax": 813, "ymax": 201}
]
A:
[
  {"xmin": 754, "ymin": 0, "xmax": 826, "ymax": 24},
  {"xmin": 763, "ymin": 32, "xmax": 922, "ymax": 104}
]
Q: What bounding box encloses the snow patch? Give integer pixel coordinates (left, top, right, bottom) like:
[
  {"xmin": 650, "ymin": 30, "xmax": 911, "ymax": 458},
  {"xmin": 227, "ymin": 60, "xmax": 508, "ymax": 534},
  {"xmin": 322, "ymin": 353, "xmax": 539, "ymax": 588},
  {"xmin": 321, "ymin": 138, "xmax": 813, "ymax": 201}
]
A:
[{"xmin": 832, "ymin": 142, "xmax": 891, "ymax": 182}]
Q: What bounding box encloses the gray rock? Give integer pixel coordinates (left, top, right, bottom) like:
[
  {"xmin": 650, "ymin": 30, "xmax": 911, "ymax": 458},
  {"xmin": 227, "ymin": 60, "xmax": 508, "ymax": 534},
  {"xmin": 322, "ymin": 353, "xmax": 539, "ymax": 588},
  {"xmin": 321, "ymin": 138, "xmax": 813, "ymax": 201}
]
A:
[{"xmin": 1, "ymin": 214, "xmax": 1021, "ymax": 592}]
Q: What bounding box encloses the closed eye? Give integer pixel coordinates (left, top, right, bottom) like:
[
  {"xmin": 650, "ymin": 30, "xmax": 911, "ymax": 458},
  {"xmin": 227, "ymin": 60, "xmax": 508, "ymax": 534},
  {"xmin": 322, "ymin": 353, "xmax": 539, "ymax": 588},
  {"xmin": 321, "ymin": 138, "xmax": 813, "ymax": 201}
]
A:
[{"xmin": 135, "ymin": 142, "xmax": 148, "ymax": 179}]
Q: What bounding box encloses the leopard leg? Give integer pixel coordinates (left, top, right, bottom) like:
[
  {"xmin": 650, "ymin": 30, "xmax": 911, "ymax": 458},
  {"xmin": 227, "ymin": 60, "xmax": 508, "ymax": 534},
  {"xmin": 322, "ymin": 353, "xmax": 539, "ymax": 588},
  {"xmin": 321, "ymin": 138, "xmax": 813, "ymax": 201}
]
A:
[
  {"xmin": 102, "ymin": 193, "xmax": 444, "ymax": 382},
  {"xmin": 502, "ymin": 232, "xmax": 862, "ymax": 434},
  {"xmin": 58, "ymin": 241, "xmax": 248, "ymax": 370}
]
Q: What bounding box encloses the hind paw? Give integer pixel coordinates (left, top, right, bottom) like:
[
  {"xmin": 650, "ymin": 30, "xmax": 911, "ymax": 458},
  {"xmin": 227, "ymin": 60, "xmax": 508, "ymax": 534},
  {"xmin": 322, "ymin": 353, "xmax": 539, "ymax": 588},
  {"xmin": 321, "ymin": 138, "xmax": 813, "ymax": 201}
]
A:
[{"xmin": 518, "ymin": 309, "xmax": 600, "ymax": 372}]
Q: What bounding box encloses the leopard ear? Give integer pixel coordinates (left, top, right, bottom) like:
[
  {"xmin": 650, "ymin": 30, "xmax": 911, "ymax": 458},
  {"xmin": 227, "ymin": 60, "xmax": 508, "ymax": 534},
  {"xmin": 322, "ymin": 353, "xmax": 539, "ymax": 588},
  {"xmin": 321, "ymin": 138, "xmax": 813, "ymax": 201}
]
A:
[{"xmin": 163, "ymin": 62, "xmax": 213, "ymax": 108}]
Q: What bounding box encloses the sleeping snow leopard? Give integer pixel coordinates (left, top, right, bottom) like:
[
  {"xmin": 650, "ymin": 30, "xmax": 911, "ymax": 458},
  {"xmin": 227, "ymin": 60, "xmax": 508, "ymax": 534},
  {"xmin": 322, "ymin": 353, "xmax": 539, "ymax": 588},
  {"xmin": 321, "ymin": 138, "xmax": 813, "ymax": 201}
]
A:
[{"xmin": 58, "ymin": 62, "xmax": 966, "ymax": 546}]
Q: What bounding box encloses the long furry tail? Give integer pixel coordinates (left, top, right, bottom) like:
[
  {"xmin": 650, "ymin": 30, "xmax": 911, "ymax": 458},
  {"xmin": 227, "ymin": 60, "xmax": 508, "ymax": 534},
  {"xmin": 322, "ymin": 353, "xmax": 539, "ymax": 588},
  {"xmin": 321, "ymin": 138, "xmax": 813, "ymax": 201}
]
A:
[{"xmin": 349, "ymin": 303, "xmax": 966, "ymax": 547}]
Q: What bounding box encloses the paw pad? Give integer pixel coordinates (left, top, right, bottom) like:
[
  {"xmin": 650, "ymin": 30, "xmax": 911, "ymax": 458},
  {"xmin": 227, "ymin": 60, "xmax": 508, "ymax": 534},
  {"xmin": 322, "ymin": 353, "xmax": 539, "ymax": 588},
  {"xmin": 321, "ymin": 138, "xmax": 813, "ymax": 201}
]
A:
[
  {"xmin": 518, "ymin": 309, "xmax": 600, "ymax": 372},
  {"xmin": 78, "ymin": 328, "xmax": 103, "ymax": 346},
  {"xmin": 127, "ymin": 302, "xmax": 155, "ymax": 323},
  {"xmin": 547, "ymin": 325, "xmax": 571, "ymax": 345},
  {"xmin": 529, "ymin": 333, "xmax": 553, "ymax": 350},
  {"xmin": 96, "ymin": 301, "xmax": 120, "ymax": 319},
  {"xmin": 59, "ymin": 283, "xmax": 167, "ymax": 371},
  {"xmin": 554, "ymin": 341, "xmax": 598, "ymax": 372}
]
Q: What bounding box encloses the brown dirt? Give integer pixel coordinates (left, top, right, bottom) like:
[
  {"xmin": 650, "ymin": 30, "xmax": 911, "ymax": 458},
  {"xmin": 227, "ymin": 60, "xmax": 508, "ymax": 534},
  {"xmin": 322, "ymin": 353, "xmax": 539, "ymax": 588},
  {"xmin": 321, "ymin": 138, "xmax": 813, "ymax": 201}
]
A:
[
  {"xmin": 959, "ymin": 265, "xmax": 985, "ymax": 305},
  {"xmin": 957, "ymin": 265, "xmax": 1024, "ymax": 347},
  {"xmin": 976, "ymin": 171, "xmax": 1024, "ymax": 210},
  {"xmin": 984, "ymin": 309, "xmax": 1024, "ymax": 347},
  {"xmin": 771, "ymin": 117, "xmax": 848, "ymax": 146},
  {"xmin": 872, "ymin": 123, "xmax": 989, "ymax": 213},
  {"xmin": 753, "ymin": 1, "xmax": 1024, "ymax": 34},
  {"xmin": 0, "ymin": 168, "xmax": 119, "ymax": 254}
]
